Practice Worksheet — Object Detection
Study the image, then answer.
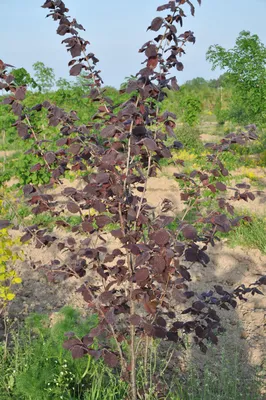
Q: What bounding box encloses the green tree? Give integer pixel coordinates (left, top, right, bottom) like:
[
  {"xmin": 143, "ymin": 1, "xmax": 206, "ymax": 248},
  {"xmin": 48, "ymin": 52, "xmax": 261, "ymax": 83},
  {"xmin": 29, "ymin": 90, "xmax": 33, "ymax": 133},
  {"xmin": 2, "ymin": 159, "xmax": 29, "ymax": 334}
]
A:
[
  {"xmin": 208, "ymin": 73, "xmax": 230, "ymax": 89},
  {"xmin": 179, "ymin": 92, "xmax": 202, "ymax": 126},
  {"xmin": 184, "ymin": 77, "xmax": 208, "ymax": 89},
  {"xmin": 207, "ymin": 31, "xmax": 266, "ymax": 124},
  {"xmin": 11, "ymin": 67, "xmax": 38, "ymax": 89},
  {"xmin": 33, "ymin": 61, "xmax": 55, "ymax": 93},
  {"xmin": 56, "ymin": 77, "xmax": 73, "ymax": 91}
]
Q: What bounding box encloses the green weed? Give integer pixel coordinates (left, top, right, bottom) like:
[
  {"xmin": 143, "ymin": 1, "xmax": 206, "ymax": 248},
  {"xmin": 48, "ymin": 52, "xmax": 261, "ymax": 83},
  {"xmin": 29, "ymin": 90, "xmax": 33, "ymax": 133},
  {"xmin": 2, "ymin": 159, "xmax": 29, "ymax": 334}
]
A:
[{"xmin": 224, "ymin": 215, "xmax": 266, "ymax": 254}]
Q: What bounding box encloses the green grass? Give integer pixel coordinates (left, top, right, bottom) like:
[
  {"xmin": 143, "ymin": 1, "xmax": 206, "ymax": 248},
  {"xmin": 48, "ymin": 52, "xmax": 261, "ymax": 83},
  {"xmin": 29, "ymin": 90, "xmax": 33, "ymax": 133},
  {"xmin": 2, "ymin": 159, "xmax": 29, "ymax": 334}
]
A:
[
  {"xmin": 224, "ymin": 215, "xmax": 266, "ymax": 254},
  {"xmin": 0, "ymin": 307, "xmax": 128, "ymax": 400}
]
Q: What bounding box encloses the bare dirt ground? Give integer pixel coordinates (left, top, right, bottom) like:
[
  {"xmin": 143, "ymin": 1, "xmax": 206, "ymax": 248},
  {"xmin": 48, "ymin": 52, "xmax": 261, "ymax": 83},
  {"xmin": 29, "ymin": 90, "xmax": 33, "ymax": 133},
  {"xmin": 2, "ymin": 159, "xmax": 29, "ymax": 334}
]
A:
[{"xmin": 0, "ymin": 151, "xmax": 17, "ymax": 159}]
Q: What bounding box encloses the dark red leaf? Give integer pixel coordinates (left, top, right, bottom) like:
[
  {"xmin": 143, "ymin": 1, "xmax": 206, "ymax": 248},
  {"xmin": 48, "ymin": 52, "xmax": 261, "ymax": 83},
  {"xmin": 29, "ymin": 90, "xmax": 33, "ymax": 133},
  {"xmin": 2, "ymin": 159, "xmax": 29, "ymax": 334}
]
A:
[
  {"xmin": 30, "ymin": 163, "xmax": 42, "ymax": 172},
  {"xmin": 44, "ymin": 151, "xmax": 56, "ymax": 165},
  {"xmin": 0, "ymin": 220, "xmax": 10, "ymax": 230},
  {"xmin": 63, "ymin": 338, "xmax": 80, "ymax": 350},
  {"xmin": 151, "ymin": 255, "xmax": 166, "ymax": 273},
  {"xmin": 67, "ymin": 202, "xmax": 80, "ymax": 214},
  {"xmin": 216, "ymin": 182, "xmax": 227, "ymax": 191},
  {"xmin": 20, "ymin": 232, "xmax": 32, "ymax": 243},
  {"xmin": 236, "ymin": 183, "xmax": 250, "ymax": 189},
  {"xmin": 95, "ymin": 215, "xmax": 111, "ymax": 228},
  {"xmin": 15, "ymin": 86, "xmax": 26, "ymax": 101},
  {"xmin": 247, "ymin": 192, "xmax": 255, "ymax": 201},
  {"xmin": 176, "ymin": 62, "xmax": 184, "ymax": 71},
  {"xmin": 153, "ymin": 229, "xmax": 170, "ymax": 246},
  {"xmin": 69, "ymin": 143, "xmax": 81, "ymax": 155},
  {"xmin": 82, "ymin": 221, "xmax": 94, "ymax": 233},
  {"xmin": 130, "ymin": 314, "xmax": 142, "ymax": 326},
  {"xmin": 71, "ymin": 345, "xmax": 85, "ymax": 359},
  {"xmin": 141, "ymin": 138, "xmax": 158, "ymax": 151},
  {"xmin": 104, "ymin": 351, "xmax": 119, "ymax": 368},
  {"xmin": 181, "ymin": 224, "xmax": 197, "ymax": 240},
  {"xmin": 178, "ymin": 266, "xmax": 191, "ymax": 281},
  {"xmin": 135, "ymin": 251, "xmax": 150, "ymax": 267},
  {"xmin": 12, "ymin": 101, "xmax": 23, "ymax": 116},
  {"xmin": 148, "ymin": 17, "xmax": 164, "ymax": 31},
  {"xmin": 70, "ymin": 63, "xmax": 83, "ymax": 76},
  {"xmin": 95, "ymin": 172, "xmax": 110, "ymax": 184},
  {"xmin": 156, "ymin": 317, "xmax": 167, "ymax": 327},
  {"xmin": 153, "ymin": 326, "xmax": 167, "ymax": 339},
  {"xmin": 135, "ymin": 268, "xmax": 149, "ymax": 282}
]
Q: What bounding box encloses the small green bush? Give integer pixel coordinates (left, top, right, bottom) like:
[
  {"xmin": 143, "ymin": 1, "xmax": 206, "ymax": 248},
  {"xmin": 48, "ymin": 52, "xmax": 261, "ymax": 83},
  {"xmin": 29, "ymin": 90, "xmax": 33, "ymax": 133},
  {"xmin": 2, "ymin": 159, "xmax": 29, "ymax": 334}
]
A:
[
  {"xmin": 179, "ymin": 95, "xmax": 202, "ymax": 126},
  {"xmin": 0, "ymin": 153, "xmax": 51, "ymax": 186},
  {"xmin": 175, "ymin": 125, "xmax": 204, "ymax": 152}
]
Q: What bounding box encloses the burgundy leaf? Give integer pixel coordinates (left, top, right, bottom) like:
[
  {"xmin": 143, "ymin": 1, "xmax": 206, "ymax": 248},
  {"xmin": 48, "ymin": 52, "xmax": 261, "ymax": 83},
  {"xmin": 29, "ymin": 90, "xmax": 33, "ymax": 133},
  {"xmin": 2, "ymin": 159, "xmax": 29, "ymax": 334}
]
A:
[
  {"xmin": 216, "ymin": 182, "xmax": 227, "ymax": 191},
  {"xmin": 71, "ymin": 345, "xmax": 85, "ymax": 359},
  {"xmin": 30, "ymin": 163, "xmax": 42, "ymax": 172},
  {"xmin": 82, "ymin": 335, "xmax": 94, "ymax": 347},
  {"xmin": 135, "ymin": 268, "xmax": 149, "ymax": 282},
  {"xmin": 44, "ymin": 151, "xmax": 56, "ymax": 165},
  {"xmin": 130, "ymin": 314, "xmax": 142, "ymax": 326},
  {"xmin": 151, "ymin": 255, "xmax": 166, "ymax": 273},
  {"xmin": 176, "ymin": 62, "xmax": 184, "ymax": 71},
  {"xmin": 247, "ymin": 192, "xmax": 255, "ymax": 201},
  {"xmin": 82, "ymin": 221, "xmax": 94, "ymax": 233},
  {"xmin": 15, "ymin": 86, "xmax": 26, "ymax": 101},
  {"xmin": 236, "ymin": 183, "xmax": 250, "ymax": 189},
  {"xmin": 153, "ymin": 326, "xmax": 167, "ymax": 339},
  {"xmin": 135, "ymin": 251, "xmax": 150, "ymax": 267},
  {"xmin": 67, "ymin": 202, "xmax": 80, "ymax": 214},
  {"xmin": 141, "ymin": 138, "xmax": 158, "ymax": 151},
  {"xmin": 95, "ymin": 215, "xmax": 111, "ymax": 228},
  {"xmin": 152, "ymin": 229, "xmax": 170, "ymax": 246},
  {"xmin": 20, "ymin": 232, "xmax": 32, "ymax": 243},
  {"xmin": 70, "ymin": 63, "xmax": 83, "ymax": 76},
  {"xmin": 12, "ymin": 101, "xmax": 23, "ymax": 116},
  {"xmin": 103, "ymin": 351, "xmax": 119, "ymax": 368},
  {"xmin": 181, "ymin": 224, "xmax": 197, "ymax": 240},
  {"xmin": 17, "ymin": 122, "xmax": 29, "ymax": 138},
  {"xmin": 178, "ymin": 266, "xmax": 191, "ymax": 281},
  {"xmin": 148, "ymin": 17, "xmax": 164, "ymax": 31},
  {"xmin": 156, "ymin": 317, "xmax": 167, "ymax": 328},
  {"xmin": 69, "ymin": 143, "xmax": 81, "ymax": 155},
  {"xmin": 0, "ymin": 220, "xmax": 11, "ymax": 230},
  {"xmin": 63, "ymin": 338, "xmax": 80, "ymax": 350}
]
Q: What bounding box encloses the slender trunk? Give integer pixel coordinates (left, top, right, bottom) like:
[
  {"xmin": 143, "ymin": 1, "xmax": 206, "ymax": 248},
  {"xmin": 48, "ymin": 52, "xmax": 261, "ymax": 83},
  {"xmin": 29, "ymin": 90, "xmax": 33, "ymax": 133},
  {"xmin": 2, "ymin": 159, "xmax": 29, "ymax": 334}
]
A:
[
  {"xmin": 130, "ymin": 286, "xmax": 137, "ymax": 400},
  {"xmin": 130, "ymin": 322, "xmax": 137, "ymax": 400}
]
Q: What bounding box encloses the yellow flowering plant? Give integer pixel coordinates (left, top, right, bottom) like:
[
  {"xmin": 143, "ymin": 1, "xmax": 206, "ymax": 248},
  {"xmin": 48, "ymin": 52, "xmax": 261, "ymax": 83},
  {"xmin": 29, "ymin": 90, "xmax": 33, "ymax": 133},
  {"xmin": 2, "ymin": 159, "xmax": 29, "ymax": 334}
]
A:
[{"xmin": 0, "ymin": 199, "xmax": 23, "ymax": 310}]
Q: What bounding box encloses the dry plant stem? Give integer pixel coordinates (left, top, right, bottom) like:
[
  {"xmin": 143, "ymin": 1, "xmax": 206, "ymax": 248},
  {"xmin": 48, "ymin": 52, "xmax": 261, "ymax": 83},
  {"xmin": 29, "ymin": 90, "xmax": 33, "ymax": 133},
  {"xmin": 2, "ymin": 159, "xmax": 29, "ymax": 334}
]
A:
[
  {"xmin": 3, "ymin": 313, "xmax": 9, "ymax": 360},
  {"xmin": 123, "ymin": 119, "xmax": 134, "ymax": 192},
  {"xmin": 159, "ymin": 349, "xmax": 175, "ymax": 377},
  {"xmin": 123, "ymin": 91, "xmax": 142, "ymax": 193},
  {"xmin": 181, "ymin": 198, "xmax": 199, "ymax": 221},
  {"xmin": 144, "ymin": 335, "xmax": 150, "ymax": 383}
]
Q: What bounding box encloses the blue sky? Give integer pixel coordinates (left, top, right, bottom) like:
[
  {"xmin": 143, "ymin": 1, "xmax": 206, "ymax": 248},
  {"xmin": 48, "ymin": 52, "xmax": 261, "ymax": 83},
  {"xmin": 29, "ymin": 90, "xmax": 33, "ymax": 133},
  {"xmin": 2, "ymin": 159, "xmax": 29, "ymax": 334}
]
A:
[{"xmin": 1, "ymin": 0, "xmax": 266, "ymax": 88}]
